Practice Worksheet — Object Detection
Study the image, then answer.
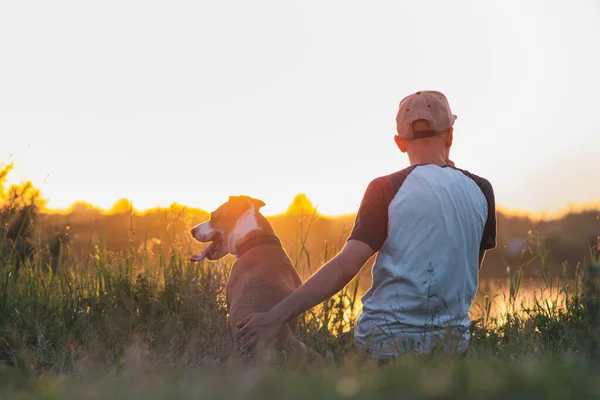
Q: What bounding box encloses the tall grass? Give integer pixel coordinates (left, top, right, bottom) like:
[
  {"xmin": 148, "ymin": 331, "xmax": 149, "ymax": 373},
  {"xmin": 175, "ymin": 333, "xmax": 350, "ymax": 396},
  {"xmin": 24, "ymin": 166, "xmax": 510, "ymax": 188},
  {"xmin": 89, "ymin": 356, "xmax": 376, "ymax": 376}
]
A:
[{"xmin": 0, "ymin": 212, "xmax": 599, "ymax": 398}]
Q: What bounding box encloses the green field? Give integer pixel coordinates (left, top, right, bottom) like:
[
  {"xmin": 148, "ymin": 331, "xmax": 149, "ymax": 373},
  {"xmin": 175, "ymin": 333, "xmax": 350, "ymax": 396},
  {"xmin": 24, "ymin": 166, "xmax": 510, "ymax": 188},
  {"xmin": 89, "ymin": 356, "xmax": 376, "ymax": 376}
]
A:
[{"xmin": 1, "ymin": 228, "xmax": 599, "ymax": 399}]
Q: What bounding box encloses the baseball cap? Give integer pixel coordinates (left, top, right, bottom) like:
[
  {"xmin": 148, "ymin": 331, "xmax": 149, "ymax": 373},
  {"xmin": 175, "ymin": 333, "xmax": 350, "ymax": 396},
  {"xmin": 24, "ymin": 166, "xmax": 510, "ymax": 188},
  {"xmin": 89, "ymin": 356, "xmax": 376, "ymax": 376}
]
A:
[{"xmin": 395, "ymin": 90, "xmax": 457, "ymax": 139}]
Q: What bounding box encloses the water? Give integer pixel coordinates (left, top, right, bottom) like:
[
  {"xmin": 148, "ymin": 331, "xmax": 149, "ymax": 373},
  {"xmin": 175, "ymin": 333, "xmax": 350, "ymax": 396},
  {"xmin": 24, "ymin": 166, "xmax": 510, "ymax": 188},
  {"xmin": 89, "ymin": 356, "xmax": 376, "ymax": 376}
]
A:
[
  {"xmin": 471, "ymin": 277, "xmax": 576, "ymax": 321},
  {"xmin": 340, "ymin": 277, "xmax": 577, "ymax": 329}
]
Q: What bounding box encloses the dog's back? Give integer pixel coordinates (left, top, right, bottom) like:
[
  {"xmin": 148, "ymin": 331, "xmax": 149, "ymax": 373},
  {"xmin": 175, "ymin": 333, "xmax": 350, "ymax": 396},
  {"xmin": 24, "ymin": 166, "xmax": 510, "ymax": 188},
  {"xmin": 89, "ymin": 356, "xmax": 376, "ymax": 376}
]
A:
[{"xmin": 226, "ymin": 242, "xmax": 303, "ymax": 351}]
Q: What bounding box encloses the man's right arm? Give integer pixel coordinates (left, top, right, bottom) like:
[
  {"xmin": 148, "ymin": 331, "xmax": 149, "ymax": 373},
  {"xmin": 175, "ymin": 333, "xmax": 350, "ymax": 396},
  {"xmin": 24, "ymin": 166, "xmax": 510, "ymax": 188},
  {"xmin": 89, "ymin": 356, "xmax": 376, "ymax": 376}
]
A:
[{"xmin": 478, "ymin": 250, "xmax": 487, "ymax": 270}]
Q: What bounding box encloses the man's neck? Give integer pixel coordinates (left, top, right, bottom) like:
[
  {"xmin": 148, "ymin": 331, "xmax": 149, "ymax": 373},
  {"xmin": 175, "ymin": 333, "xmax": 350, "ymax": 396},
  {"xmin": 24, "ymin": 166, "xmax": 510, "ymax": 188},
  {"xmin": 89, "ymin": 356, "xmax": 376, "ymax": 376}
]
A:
[{"xmin": 408, "ymin": 153, "xmax": 447, "ymax": 166}]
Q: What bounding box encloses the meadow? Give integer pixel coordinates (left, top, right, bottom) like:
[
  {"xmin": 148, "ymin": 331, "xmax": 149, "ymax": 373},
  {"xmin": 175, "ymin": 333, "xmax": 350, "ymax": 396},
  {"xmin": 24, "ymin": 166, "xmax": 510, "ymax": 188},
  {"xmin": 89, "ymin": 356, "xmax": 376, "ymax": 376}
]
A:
[
  {"xmin": 1, "ymin": 169, "xmax": 600, "ymax": 398},
  {"xmin": 1, "ymin": 227, "xmax": 599, "ymax": 399}
]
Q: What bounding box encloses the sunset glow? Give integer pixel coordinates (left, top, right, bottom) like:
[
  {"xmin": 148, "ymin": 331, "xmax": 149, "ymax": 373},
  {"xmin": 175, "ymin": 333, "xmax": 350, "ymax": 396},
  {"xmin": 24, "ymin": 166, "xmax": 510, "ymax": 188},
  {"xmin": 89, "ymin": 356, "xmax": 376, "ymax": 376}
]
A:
[{"xmin": 1, "ymin": 1, "xmax": 598, "ymax": 217}]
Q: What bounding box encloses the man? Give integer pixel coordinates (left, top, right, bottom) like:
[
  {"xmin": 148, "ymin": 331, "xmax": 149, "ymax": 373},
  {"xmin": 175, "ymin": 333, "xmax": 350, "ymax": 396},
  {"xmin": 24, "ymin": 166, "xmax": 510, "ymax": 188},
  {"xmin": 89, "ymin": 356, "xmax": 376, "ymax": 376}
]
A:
[{"xmin": 236, "ymin": 90, "xmax": 496, "ymax": 358}]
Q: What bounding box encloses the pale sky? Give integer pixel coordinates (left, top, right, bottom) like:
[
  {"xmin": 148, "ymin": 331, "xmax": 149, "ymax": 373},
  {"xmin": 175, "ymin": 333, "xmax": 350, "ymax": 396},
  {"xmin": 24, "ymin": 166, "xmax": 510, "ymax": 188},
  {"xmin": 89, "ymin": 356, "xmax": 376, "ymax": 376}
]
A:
[{"xmin": 1, "ymin": 0, "xmax": 599, "ymax": 216}]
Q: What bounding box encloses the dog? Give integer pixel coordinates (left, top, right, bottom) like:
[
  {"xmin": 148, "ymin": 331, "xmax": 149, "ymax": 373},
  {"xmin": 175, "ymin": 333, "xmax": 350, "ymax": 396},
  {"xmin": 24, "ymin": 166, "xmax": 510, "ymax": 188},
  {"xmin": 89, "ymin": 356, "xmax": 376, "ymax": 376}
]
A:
[{"xmin": 190, "ymin": 195, "xmax": 321, "ymax": 364}]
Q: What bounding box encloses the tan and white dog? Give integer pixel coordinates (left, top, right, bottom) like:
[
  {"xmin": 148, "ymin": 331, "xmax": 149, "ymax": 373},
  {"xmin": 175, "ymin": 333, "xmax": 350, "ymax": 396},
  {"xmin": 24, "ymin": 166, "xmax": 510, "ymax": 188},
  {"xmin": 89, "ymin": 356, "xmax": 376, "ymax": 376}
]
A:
[{"xmin": 190, "ymin": 195, "xmax": 320, "ymax": 363}]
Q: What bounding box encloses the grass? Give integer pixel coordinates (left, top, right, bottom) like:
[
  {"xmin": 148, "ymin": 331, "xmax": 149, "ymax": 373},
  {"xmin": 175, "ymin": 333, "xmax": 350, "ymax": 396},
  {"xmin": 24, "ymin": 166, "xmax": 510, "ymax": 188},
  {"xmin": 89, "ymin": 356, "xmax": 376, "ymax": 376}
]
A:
[{"xmin": 0, "ymin": 213, "xmax": 599, "ymax": 398}]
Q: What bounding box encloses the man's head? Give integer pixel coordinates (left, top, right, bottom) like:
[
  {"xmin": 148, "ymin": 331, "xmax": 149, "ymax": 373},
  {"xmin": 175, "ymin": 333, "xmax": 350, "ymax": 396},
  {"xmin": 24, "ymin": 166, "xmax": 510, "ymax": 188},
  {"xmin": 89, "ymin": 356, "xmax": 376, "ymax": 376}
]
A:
[{"xmin": 393, "ymin": 90, "xmax": 456, "ymax": 163}]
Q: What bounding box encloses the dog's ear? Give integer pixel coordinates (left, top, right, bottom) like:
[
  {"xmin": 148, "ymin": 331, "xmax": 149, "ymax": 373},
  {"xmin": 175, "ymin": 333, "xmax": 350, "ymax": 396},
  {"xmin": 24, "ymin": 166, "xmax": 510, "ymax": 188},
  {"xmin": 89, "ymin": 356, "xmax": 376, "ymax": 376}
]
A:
[
  {"xmin": 250, "ymin": 198, "xmax": 266, "ymax": 210},
  {"xmin": 236, "ymin": 195, "xmax": 265, "ymax": 211}
]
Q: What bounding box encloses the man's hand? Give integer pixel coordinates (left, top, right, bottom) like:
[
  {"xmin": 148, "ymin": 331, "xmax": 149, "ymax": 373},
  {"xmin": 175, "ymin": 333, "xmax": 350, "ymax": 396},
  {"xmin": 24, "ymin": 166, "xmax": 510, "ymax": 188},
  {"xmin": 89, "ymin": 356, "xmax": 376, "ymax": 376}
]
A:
[
  {"xmin": 236, "ymin": 310, "xmax": 282, "ymax": 350},
  {"xmin": 234, "ymin": 240, "xmax": 373, "ymax": 352}
]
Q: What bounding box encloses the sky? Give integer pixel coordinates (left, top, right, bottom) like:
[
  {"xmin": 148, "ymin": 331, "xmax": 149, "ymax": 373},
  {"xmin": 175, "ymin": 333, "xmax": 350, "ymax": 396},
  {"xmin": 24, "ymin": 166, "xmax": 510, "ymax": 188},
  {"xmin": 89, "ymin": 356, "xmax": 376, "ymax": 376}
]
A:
[{"xmin": 1, "ymin": 0, "xmax": 599, "ymax": 217}]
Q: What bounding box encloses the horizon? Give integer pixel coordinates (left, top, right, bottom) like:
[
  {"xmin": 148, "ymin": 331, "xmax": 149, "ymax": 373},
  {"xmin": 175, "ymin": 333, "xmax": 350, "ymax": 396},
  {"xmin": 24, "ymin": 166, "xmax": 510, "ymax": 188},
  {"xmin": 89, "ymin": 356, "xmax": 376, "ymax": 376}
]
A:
[
  {"xmin": 38, "ymin": 192, "xmax": 600, "ymax": 222},
  {"xmin": 1, "ymin": 1, "xmax": 599, "ymax": 218}
]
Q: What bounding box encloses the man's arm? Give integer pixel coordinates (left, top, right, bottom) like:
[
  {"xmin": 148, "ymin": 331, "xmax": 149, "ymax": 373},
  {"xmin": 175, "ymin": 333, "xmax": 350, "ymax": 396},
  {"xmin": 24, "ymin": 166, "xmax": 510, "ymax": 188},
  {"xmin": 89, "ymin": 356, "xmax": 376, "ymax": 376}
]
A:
[
  {"xmin": 270, "ymin": 239, "xmax": 373, "ymax": 321},
  {"xmin": 479, "ymin": 250, "xmax": 487, "ymax": 270},
  {"xmin": 236, "ymin": 177, "xmax": 390, "ymax": 348},
  {"xmin": 235, "ymin": 240, "xmax": 373, "ymax": 345}
]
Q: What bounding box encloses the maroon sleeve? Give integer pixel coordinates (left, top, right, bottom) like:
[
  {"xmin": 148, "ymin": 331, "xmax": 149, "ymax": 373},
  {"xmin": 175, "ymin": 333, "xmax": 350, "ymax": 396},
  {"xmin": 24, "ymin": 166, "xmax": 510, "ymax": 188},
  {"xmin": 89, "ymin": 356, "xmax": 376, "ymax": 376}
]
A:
[
  {"xmin": 448, "ymin": 166, "xmax": 497, "ymax": 251},
  {"xmin": 347, "ymin": 166, "xmax": 416, "ymax": 253},
  {"xmin": 347, "ymin": 178, "xmax": 389, "ymax": 254},
  {"xmin": 478, "ymin": 178, "xmax": 497, "ymax": 250}
]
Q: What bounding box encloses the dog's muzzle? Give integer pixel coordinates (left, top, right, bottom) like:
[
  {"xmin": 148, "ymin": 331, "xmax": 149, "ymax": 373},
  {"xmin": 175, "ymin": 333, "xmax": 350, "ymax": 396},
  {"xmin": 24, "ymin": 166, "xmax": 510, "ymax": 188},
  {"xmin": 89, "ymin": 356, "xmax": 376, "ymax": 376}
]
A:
[{"xmin": 190, "ymin": 231, "xmax": 223, "ymax": 262}]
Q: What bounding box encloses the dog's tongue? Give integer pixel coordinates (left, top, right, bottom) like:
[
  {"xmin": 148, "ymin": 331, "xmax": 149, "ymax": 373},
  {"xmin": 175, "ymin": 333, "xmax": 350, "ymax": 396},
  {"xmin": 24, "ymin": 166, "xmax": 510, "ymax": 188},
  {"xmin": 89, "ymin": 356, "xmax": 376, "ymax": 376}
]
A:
[
  {"xmin": 190, "ymin": 253, "xmax": 207, "ymax": 262},
  {"xmin": 190, "ymin": 240, "xmax": 219, "ymax": 262}
]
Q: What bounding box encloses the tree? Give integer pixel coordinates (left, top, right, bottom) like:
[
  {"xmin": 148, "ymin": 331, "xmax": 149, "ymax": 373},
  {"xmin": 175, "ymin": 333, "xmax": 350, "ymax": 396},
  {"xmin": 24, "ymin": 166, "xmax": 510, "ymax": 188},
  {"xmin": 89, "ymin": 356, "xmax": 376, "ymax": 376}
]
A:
[{"xmin": 0, "ymin": 163, "xmax": 45, "ymax": 272}]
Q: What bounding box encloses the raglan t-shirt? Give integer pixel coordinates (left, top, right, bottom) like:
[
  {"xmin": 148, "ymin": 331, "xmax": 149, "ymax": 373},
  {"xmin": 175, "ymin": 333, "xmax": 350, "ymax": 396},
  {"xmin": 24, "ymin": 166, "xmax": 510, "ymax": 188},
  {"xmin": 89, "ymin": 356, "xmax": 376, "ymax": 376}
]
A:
[{"xmin": 348, "ymin": 163, "xmax": 496, "ymax": 356}]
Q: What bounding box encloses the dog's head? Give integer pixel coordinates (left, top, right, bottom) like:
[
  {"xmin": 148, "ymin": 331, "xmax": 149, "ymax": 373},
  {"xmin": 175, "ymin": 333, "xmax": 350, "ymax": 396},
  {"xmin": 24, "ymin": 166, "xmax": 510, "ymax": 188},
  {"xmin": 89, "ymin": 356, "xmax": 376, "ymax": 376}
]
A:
[{"xmin": 190, "ymin": 195, "xmax": 266, "ymax": 262}]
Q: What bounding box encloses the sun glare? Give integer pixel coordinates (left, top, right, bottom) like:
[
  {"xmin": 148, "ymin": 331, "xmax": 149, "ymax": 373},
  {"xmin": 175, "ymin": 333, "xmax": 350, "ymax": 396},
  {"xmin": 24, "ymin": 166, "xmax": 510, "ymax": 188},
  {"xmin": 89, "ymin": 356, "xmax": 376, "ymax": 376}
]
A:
[{"xmin": 1, "ymin": 0, "xmax": 599, "ymax": 222}]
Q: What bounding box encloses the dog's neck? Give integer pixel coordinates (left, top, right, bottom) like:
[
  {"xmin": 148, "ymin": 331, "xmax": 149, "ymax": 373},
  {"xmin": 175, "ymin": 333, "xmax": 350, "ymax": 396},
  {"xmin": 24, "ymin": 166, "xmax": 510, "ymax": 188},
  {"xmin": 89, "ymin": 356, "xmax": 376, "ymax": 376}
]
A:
[
  {"xmin": 236, "ymin": 233, "xmax": 282, "ymax": 258},
  {"xmin": 227, "ymin": 207, "xmax": 274, "ymax": 257}
]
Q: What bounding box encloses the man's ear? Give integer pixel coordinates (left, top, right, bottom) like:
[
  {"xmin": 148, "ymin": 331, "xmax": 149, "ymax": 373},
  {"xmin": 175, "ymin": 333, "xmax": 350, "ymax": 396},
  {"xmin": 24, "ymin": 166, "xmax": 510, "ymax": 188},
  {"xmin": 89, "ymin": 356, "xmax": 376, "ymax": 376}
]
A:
[
  {"xmin": 394, "ymin": 135, "xmax": 408, "ymax": 153},
  {"xmin": 445, "ymin": 127, "xmax": 454, "ymax": 148}
]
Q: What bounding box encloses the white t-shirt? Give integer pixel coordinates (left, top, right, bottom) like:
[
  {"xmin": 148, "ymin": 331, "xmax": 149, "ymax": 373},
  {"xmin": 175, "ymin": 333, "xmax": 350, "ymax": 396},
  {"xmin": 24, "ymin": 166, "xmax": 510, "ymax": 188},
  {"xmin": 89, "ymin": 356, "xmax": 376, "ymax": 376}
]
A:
[{"xmin": 348, "ymin": 163, "xmax": 496, "ymax": 356}]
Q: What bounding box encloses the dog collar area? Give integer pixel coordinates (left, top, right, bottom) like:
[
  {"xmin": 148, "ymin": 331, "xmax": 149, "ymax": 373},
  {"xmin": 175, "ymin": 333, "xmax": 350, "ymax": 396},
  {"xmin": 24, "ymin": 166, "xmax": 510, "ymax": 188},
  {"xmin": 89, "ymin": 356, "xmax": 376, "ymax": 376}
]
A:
[{"xmin": 236, "ymin": 234, "xmax": 282, "ymax": 258}]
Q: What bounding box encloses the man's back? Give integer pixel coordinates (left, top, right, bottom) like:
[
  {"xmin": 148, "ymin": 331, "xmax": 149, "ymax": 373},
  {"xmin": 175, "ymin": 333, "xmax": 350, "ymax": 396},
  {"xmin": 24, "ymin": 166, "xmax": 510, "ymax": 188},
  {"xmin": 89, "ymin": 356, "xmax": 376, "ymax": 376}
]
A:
[{"xmin": 350, "ymin": 163, "xmax": 496, "ymax": 356}]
